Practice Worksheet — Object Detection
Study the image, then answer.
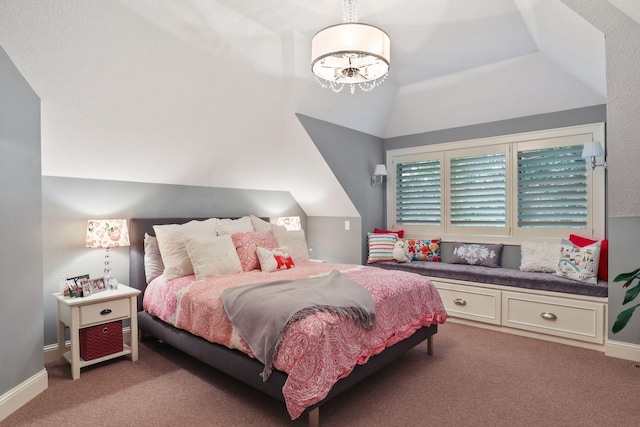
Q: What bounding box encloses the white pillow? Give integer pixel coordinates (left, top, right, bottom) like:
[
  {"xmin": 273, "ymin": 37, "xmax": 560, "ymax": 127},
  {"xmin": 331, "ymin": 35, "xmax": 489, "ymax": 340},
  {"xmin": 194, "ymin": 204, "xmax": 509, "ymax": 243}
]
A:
[
  {"xmin": 143, "ymin": 233, "xmax": 164, "ymax": 283},
  {"xmin": 250, "ymin": 215, "xmax": 272, "ymax": 233},
  {"xmin": 185, "ymin": 235, "xmax": 242, "ymax": 280},
  {"xmin": 520, "ymin": 240, "xmax": 562, "ymax": 273},
  {"xmin": 555, "ymin": 238, "xmax": 601, "ymax": 284},
  {"xmin": 153, "ymin": 219, "xmax": 218, "ymax": 281},
  {"xmin": 273, "ymin": 228, "xmax": 309, "ymax": 263},
  {"xmin": 216, "ymin": 216, "xmax": 254, "ymax": 235},
  {"xmin": 256, "ymin": 246, "xmax": 295, "ymax": 272}
]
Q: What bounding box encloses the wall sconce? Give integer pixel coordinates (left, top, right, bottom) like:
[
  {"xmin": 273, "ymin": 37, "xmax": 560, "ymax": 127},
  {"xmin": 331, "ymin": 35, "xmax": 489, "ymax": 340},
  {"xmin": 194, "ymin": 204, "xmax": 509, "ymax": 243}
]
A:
[
  {"xmin": 371, "ymin": 164, "xmax": 388, "ymax": 186},
  {"xmin": 581, "ymin": 141, "xmax": 606, "ymax": 170}
]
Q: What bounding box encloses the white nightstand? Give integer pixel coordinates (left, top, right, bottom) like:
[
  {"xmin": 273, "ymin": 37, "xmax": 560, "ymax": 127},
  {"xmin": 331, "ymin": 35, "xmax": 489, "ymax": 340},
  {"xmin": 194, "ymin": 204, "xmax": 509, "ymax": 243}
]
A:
[{"xmin": 54, "ymin": 284, "xmax": 140, "ymax": 379}]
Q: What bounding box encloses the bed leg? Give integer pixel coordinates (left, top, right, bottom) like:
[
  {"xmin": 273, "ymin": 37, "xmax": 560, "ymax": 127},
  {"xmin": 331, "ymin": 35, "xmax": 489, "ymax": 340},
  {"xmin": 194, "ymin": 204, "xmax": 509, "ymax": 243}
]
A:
[
  {"xmin": 427, "ymin": 336, "xmax": 433, "ymax": 356},
  {"xmin": 308, "ymin": 407, "xmax": 319, "ymax": 427}
]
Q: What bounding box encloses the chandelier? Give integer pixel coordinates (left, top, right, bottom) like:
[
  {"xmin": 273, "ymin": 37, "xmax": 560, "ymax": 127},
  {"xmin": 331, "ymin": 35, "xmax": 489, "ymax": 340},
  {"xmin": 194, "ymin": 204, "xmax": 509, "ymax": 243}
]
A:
[{"xmin": 311, "ymin": 0, "xmax": 390, "ymax": 94}]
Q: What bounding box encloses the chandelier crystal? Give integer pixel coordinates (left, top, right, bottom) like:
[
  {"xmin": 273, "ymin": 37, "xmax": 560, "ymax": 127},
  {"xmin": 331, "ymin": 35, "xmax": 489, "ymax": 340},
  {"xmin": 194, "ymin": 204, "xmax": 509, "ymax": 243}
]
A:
[{"xmin": 311, "ymin": 0, "xmax": 390, "ymax": 94}]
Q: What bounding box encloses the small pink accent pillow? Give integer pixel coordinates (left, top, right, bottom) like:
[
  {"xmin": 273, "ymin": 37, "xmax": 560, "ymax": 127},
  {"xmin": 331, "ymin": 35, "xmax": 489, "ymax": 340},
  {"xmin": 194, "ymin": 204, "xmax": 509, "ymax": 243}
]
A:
[
  {"xmin": 232, "ymin": 231, "xmax": 278, "ymax": 272},
  {"xmin": 256, "ymin": 247, "xmax": 295, "ymax": 272}
]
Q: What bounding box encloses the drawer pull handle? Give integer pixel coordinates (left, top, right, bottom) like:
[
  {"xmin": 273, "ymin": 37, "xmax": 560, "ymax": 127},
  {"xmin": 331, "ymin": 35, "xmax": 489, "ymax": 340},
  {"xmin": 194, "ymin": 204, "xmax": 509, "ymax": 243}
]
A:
[
  {"xmin": 102, "ymin": 327, "xmax": 109, "ymax": 334},
  {"xmin": 453, "ymin": 298, "xmax": 467, "ymax": 306},
  {"xmin": 100, "ymin": 309, "xmax": 112, "ymax": 316},
  {"xmin": 540, "ymin": 312, "xmax": 557, "ymax": 321}
]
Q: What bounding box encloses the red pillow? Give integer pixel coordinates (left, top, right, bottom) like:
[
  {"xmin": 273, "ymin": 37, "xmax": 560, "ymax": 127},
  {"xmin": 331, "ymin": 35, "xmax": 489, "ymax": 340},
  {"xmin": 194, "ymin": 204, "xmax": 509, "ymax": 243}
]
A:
[
  {"xmin": 374, "ymin": 228, "xmax": 404, "ymax": 238},
  {"xmin": 569, "ymin": 235, "xmax": 608, "ymax": 281}
]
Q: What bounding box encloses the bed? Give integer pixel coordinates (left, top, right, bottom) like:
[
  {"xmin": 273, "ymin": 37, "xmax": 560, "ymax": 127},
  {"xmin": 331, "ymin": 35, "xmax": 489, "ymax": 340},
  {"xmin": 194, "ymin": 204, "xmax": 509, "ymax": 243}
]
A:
[{"xmin": 129, "ymin": 217, "xmax": 447, "ymax": 426}]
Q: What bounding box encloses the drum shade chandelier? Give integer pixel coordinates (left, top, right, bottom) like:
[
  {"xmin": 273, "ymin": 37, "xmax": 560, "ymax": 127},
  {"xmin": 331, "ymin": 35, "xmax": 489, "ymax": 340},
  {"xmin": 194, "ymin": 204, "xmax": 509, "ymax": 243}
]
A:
[{"xmin": 311, "ymin": 0, "xmax": 390, "ymax": 94}]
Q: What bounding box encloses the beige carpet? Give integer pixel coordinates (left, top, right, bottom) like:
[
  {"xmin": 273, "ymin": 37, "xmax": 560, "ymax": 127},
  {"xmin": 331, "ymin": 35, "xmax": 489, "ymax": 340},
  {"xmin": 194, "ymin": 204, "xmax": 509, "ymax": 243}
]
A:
[{"xmin": 2, "ymin": 322, "xmax": 638, "ymax": 427}]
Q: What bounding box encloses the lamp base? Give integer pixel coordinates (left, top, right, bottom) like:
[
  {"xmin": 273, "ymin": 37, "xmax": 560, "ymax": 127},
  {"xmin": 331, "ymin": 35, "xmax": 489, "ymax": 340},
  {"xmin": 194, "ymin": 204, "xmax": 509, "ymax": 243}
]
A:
[{"xmin": 104, "ymin": 275, "xmax": 118, "ymax": 290}]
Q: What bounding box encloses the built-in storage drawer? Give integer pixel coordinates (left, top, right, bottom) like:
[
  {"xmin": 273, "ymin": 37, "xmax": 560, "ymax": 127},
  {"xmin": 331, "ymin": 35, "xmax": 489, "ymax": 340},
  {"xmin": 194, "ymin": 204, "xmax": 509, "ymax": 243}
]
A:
[
  {"xmin": 434, "ymin": 282, "xmax": 501, "ymax": 325},
  {"xmin": 79, "ymin": 299, "xmax": 129, "ymax": 327},
  {"xmin": 501, "ymin": 291, "xmax": 605, "ymax": 344}
]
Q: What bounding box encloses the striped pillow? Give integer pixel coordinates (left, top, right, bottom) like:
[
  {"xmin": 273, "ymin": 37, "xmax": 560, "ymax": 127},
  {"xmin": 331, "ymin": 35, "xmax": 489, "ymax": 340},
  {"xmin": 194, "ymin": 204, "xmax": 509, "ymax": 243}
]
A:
[{"xmin": 367, "ymin": 233, "xmax": 397, "ymax": 263}]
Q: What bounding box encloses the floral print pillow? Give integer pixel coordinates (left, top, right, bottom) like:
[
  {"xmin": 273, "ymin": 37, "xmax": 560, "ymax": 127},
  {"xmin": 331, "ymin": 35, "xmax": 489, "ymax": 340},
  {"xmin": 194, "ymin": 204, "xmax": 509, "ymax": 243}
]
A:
[
  {"xmin": 403, "ymin": 238, "xmax": 441, "ymax": 262},
  {"xmin": 451, "ymin": 242, "xmax": 503, "ymax": 267}
]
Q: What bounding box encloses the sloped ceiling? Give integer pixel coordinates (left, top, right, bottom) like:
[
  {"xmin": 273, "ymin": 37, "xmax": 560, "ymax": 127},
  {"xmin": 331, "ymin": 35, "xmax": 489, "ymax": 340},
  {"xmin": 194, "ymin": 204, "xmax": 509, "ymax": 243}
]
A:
[{"xmin": 0, "ymin": 0, "xmax": 607, "ymax": 216}]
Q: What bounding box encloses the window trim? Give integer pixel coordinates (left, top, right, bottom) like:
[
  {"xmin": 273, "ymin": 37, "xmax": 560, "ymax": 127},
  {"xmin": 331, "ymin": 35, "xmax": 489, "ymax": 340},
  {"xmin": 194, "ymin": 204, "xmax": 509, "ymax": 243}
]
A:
[{"xmin": 386, "ymin": 123, "xmax": 606, "ymax": 244}]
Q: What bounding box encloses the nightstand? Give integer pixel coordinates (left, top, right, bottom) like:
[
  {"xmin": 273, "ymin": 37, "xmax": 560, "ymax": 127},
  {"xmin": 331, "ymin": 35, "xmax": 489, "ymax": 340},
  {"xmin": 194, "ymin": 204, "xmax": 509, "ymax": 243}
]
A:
[{"xmin": 54, "ymin": 284, "xmax": 141, "ymax": 379}]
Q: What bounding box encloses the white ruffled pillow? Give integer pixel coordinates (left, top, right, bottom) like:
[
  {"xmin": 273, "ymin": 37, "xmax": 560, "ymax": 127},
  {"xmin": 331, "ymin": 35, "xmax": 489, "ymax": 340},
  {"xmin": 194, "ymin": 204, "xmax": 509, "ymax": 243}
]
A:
[
  {"xmin": 185, "ymin": 235, "xmax": 242, "ymax": 280},
  {"xmin": 216, "ymin": 216, "xmax": 254, "ymax": 235},
  {"xmin": 273, "ymin": 228, "xmax": 309, "ymax": 263},
  {"xmin": 520, "ymin": 240, "xmax": 562, "ymax": 273}
]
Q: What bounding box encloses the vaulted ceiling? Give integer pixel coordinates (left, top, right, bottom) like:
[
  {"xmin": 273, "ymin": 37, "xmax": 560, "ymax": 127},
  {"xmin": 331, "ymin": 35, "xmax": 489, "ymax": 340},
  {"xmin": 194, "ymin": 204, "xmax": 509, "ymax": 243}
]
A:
[{"xmin": 0, "ymin": 0, "xmax": 630, "ymax": 216}]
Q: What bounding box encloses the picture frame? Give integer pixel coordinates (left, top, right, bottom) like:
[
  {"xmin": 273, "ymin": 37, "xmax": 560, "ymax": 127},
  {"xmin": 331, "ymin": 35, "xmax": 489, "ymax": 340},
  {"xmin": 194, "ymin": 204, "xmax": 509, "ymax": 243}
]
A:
[
  {"xmin": 89, "ymin": 277, "xmax": 106, "ymax": 294},
  {"xmin": 66, "ymin": 274, "xmax": 90, "ymax": 298}
]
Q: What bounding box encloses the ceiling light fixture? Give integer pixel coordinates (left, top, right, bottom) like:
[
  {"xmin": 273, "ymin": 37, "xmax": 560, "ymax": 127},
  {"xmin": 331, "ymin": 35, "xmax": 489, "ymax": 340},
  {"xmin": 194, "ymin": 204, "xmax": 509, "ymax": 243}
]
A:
[{"xmin": 311, "ymin": 0, "xmax": 390, "ymax": 94}]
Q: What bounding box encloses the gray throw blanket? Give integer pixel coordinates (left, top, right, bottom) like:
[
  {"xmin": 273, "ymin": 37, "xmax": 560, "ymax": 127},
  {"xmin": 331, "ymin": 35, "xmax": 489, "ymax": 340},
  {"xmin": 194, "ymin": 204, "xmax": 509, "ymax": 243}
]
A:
[{"xmin": 221, "ymin": 270, "xmax": 376, "ymax": 381}]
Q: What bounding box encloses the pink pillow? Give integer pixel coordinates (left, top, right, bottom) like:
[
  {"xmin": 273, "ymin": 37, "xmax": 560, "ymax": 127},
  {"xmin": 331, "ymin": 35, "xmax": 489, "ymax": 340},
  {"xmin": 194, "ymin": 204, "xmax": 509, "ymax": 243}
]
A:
[
  {"xmin": 231, "ymin": 232, "xmax": 277, "ymax": 272},
  {"xmin": 569, "ymin": 235, "xmax": 608, "ymax": 281},
  {"xmin": 374, "ymin": 228, "xmax": 404, "ymax": 238}
]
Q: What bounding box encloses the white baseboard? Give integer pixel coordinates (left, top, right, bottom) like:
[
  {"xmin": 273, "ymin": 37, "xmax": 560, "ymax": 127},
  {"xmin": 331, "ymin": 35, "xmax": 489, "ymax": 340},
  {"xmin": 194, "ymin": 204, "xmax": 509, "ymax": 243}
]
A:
[
  {"xmin": 605, "ymin": 339, "xmax": 640, "ymax": 363},
  {"xmin": 44, "ymin": 327, "xmax": 132, "ymax": 364},
  {"xmin": 0, "ymin": 369, "xmax": 48, "ymax": 422}
]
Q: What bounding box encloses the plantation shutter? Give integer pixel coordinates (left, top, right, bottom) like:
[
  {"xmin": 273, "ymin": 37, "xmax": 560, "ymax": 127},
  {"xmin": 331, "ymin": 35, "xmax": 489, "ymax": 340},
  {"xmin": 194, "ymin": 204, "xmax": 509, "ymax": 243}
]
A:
[
  {"xmin": 395, "ymin": 159, "xmax": 441, "ymax": 225},
  {"xmin": 450, "ymin": 152, "xmax": 506, "ymax": 227},
  {"xmin": 517, "ymin": 145, "xmax": 587, "ymax": 228}
]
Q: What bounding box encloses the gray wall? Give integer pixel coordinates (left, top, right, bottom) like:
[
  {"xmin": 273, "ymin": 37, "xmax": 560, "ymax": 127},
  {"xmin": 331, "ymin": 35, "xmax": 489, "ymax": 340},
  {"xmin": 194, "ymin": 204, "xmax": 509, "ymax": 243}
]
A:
[
  {"xmin": 41, "ymin": 176, "xmax": 306, "ymax": 346},
  {"xmin": 297, "ymin": 114, "xmax": 385, "ymax": 264},
  {"xmin": 0, "ymin": 47, "xmax": 43, "ymax": 395}
]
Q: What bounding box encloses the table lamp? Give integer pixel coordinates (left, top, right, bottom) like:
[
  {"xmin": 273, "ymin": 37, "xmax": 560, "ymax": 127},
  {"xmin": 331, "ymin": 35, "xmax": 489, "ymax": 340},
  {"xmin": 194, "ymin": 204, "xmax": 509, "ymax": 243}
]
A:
[{"xmin": 85, "ymin": 219, "xmax": 130, "ymax": 289}]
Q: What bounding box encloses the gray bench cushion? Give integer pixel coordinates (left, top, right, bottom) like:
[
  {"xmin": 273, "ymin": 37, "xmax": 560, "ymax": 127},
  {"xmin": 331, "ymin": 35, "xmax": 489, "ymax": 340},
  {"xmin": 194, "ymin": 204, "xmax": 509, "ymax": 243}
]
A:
[{"xmin": 373, "ymin": 261, "xmax": 608, "ymax": 298}]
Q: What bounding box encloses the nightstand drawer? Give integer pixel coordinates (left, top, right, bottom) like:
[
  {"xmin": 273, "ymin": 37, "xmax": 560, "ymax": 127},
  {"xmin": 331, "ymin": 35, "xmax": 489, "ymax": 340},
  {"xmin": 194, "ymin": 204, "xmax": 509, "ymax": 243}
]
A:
[
  {"xmin": 79, "ymin": 299, "xmax": 129, "ymax": 326},
  {"xmin": 434, "ymin": 282, "xmax": 501, "ymax": 325},
  {"xmin": 502, "ymin": 291, "xmax": 605, "ymax": 344}
]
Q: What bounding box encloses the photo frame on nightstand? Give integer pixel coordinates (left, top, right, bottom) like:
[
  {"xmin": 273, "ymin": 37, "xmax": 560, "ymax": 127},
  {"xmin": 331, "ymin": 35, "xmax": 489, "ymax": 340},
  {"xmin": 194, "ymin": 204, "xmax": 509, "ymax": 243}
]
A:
[
  {"xmin": 67, "ymin": 274, "xmax": 90, "ymax": 298},
  {"xmin": 89, "ymin": 277, "xmax": 106, "ymax": 294}
]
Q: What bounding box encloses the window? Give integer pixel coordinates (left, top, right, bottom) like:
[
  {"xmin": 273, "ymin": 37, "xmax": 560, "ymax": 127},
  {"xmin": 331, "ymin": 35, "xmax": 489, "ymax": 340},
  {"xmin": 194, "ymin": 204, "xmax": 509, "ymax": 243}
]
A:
[{"xmin": 387, "ymin": 124, "xmax": 605, "ymax": 243}]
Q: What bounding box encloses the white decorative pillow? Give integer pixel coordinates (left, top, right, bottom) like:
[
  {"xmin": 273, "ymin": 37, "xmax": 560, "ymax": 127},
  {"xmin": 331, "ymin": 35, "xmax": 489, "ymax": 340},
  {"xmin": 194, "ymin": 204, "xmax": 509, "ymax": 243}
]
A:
[
  {"xmin": 216, "ymin": 216, "xmax": 254, "ymax": 235},
  {"xmin": 393, "ymin": 239, "xmax": 412, "ymax": 263},
  {"xmin": 143, "ymin": 233, "xmax": 164, "ymax": 283},
  {"xmin": 555, "ymin": 238, "xmax": 601, "ymax": 284},
  {"xmin": 273, "ymin": 228, "xmax": 309, "ymax": 263},
  {"xmin": 153, "ymin": 219, "xmax": 218, "ymax": 281},
  {"xmin": 256, "ymin": 246, "xmax": 295, "ymax": 272},
  {"xmin": 520, "ymin": 240, "xmax": 562, "ymax": 273},
  {"xmin": 250, "ymin": 215, "xmax": 272, "ymax": 233},
  {"xmin": 185, "ymin": 235, "xmax": 242, "ymax": 280}
]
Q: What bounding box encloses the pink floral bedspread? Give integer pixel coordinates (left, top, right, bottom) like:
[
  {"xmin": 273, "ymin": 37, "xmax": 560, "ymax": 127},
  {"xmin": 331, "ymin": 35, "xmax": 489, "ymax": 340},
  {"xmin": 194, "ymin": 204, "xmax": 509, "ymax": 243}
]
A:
[{"xmin": 143, "ymin": 262, "xmax": 447, "ymax": 419}]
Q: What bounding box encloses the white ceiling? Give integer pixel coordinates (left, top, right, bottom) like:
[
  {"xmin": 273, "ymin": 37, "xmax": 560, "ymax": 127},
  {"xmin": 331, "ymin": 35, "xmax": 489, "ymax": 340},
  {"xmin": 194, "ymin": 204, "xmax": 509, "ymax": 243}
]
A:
[{"xmin": 0, "ymin": 0, "xmax": 618, "ymax": 216}]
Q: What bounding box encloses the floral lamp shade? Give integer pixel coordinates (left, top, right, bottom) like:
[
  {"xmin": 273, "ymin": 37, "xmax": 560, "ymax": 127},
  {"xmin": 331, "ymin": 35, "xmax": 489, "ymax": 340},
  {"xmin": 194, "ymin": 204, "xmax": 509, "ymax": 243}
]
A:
[
  {"xmin": 84, "ymin": 219, "xmax": 129, "ymax": 248},
  {"xmin": 85, "ymin": 219, "xmax": 129, "ymax": 290},
  {"xmin": 276, "ymin": 216, "xmax": 302, "ymax": 231},
  {"xmin": 85, "ymin": 219, "xmax": 130, "ymax": 248}
]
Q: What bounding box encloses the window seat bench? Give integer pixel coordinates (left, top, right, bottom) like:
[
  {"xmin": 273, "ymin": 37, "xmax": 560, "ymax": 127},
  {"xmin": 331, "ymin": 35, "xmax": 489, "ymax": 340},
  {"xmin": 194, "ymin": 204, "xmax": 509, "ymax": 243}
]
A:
[{"xmin": 374, "ymin": 261, "xmax": 609, "ymax": 351}]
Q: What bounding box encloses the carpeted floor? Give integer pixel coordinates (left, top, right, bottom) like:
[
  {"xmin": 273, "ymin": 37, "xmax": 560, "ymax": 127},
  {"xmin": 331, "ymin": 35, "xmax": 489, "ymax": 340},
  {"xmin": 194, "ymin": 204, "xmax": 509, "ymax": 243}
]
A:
[{"xmin": 2, "ymin": 322, "xmax": 638, "ymax": 426}]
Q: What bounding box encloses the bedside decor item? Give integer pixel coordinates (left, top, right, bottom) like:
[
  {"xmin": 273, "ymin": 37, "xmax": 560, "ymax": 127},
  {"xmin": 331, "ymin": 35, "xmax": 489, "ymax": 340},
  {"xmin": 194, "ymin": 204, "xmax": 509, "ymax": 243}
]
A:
[
  {"xmin": 85, "ymin": 219, "xmax": 130, "ymax": 289},
  {"xmin": 311, "ymin": 0, "xmax": 390, "ymax": 94},
  {"xmin": 612, "ymin": 267, "xmax": 640, "ymax": 333}
]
